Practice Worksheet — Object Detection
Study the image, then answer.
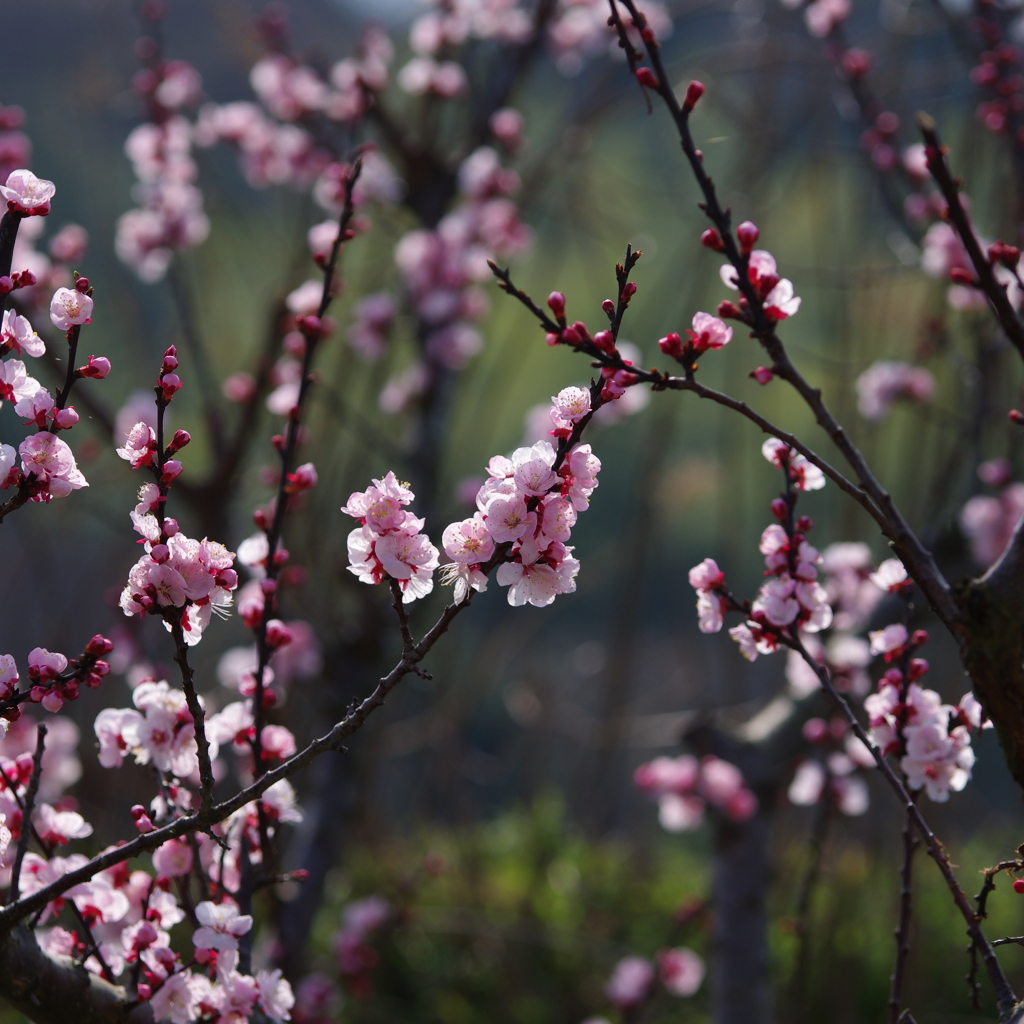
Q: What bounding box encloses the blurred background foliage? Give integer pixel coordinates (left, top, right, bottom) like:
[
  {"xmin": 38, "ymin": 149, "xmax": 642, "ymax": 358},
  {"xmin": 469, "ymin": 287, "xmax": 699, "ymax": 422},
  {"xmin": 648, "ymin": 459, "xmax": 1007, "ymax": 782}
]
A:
[{"xmin": 3, "ymin": 0, "xmax": 1024, "ymax": 1020}]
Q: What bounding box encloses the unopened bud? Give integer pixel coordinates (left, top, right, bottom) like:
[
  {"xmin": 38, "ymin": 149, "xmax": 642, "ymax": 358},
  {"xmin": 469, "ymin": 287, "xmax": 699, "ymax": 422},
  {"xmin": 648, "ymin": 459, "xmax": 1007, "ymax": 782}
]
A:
[
  {"xmin": 718, "ymin": 300, "xmax": 742, "ymax": 319},
  {"xmin": 750, "ymin": 366, "xmax": 774, "ymax": 385},
  {"xmin": 1011, "ymin": 409, "xmax": 1024, "ymax": 425},
  {"xmin": 1014, "ymin": 878, "xmax": 1024, "ymax": 894},
  {"xmin": 168, "ymin": 429, "xmax": 190, "ymax": 452},
  {"xmin": 163, "ymin": 518, "xmax": 180, "ymax": 537},
  {"xmin": 74, "ymin": 276, "xmax": 90, "ymax": 293},
  {"xmin": 601, "ymin": 298, "xmax": 616, "ymax": 316},
  {"xmin": 79, "ymin": 355, "xmax": 111, "ymax": 379},
  {"xmin": 682, "ymin": 80, "xmax": 705, "ymax": 113},
  {"xmin": 150, "ymin": 543, "xmax": 169, "ymax": 563},
  {"xmin": 700, "ymin": 228, "xmax": 725, "ymax": 252},
  {"xmin": 85, "ymin": 635, "xmax": 114, "ymax": 657},
  {"xmin": 883, "ymin": 668, "xmax": 904, "ymax": 685},
  {"xmin": 908, "ymin": 658, "xmax": 929, "ymax": 680},
  {"xmin": 53, "ymin": 407, "xmax": 79, "ymax": 429},
  {"xmin": 796, "ymin": 515, "xmax": 813, "ymax": 532},
  {"xmin": 592, "ymin": 330, "xmax": 616, "ymax": 353},
  {"xmin": 658, "ymin": 332, "xmax": 683, "ymax": 358},
  {"xmin": 736, "ymin": 221, "xmax": 759, "ymax": 254},
  {"xmin": 547, "ymin": 291, "xmax": 566, "ymax": 319},
  {"xmin": 910, "ymin": 629, "xmax": 929, "ymax": 647},
  {"xmin": 620, "ymin": 282, "xmax": 637, "ymax": 303},
  {"xmin": 160, "ymin": 460, "xmax": 183, "ymax": 484},
  {"xmin": 949, "ymin": 267, "xmax": 977, "ymax": 286},
  {"xmin": 635, "ymin": 67, "xmax": 659, "ymax": 89},
  {"xmin": 770, "ymin": 498, "xmax": 787, "ymax": 521}
]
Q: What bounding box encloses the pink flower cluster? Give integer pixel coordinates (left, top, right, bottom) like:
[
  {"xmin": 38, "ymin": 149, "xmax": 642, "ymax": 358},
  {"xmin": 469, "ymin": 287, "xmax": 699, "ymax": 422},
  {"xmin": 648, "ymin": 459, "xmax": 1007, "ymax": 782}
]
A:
[
  {"xmin": 343, "ymin": 473, "xmax": 440, "ymax": 604},
  {"xmin": 719, "ymin": 249, "xmax": 801, "ymax": 322},
  {"xmin": 855, "ymin": 360, "xmax": 935, "ymax": 421},
  {"xmin": 604, "ymin": 946, "xmax": 704, "ymax": 1009},
  {"xmin": 634, "ymin": 753, "xmax": 758, "ymax": 831},
  {"xmin": 443, "ymin": 418, "xmax": 599, "ymax": 606},
  {"xmin": 116, "ymin": 62, "xmax": 209, "ymax": 282},
  {"xmin": 960, "ymin": 481, "xmax": 1024, "ymax": 569},
  {"xmin": 334, "ymin": 895, "xmax": 390, "ymax": 997},
  {"xmin": 788, "ymin": 716, "xmax": 875, "ymax": 816},
  {"xmin": 380, "ymin": 141, "xmax": 532, "ymax": 408},
  {"xmin": 119, "ymin": 513, "xmax": 238, "ymax": 646}
]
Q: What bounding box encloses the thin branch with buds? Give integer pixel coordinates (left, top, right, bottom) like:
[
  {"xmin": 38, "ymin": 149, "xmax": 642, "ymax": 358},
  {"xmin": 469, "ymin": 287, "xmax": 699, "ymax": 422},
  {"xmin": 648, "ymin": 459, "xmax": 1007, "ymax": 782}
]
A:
[{"xmin": 6, "ymin": 726, "xmax": 45, "ymax": 907}]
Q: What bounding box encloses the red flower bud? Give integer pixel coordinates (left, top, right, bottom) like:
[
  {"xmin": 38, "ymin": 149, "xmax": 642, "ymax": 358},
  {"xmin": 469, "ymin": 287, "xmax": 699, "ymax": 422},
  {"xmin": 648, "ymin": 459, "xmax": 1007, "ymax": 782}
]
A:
[
  {"xmin": 1014, "ymin": 878, "xmax": 1024, "ymax": 894},
  {"xmin": 750, "ymin": 366, "xmax": 774, "ymax": 385},
  {"xmin": 718, "ymin": 300, "xmax": 742, "ymax": 319},
  {"xmin": 85, "ymin": 635, "xmax": 114, "ymax": 657},
  {"xmin": 592, "ymin": 330, "xmax": 616, "ymax": 353},
  {"xmin": 168, "ymin": 429, "xmax": 190, "ymax": 452},
  {"xmin": 736, "ymin": 221, "xmax": 759, "ymax": 254},
  {"xmin": 547, "ymin": 291, "xmax": 566, "ymax": 319},
  {"xmin": 601, "ymin": 298, "xmax": 616, "ymax": 316},
  {"xmin": 658, "ymin": 332, "xmax": 683, "ymax": 358},
  {"xmin": 635, "ymin": 67, "xmax": 659, "ymax": 89},
  {"xmin": 908, "ymin": 658, "xmax": 929, "ymax": 680},
  {"xmin": 683, "ymin": 80, "xmax": 705, "ymax": 113},
  {"xmin": 949, "ymin": 267, "xmax": 978, "ymax": 286},
  {"xmin": 796, "ymin": 515, "xmax": 813, "ymax": 532},
  {"xmin": 700, "ymin": 228, "xmax": 725, "ymax": 252},
  {"xmin": 620, "ymin": 282, "xmax": 637, "ymax": 302},
  {"xmin": 770, "ymin": 498, "xmax": 787, "ymax": 521},
  {"xmin": 1011, "ymin": 409, "xmax": 1024, "ymax": 425},
  {"xmin": 911, "ymin": 629, "xmax": 929, "ymax": 647},
  {"xmin": 74, "ymin": 276, "xmax": 90, "ymax": 293}
]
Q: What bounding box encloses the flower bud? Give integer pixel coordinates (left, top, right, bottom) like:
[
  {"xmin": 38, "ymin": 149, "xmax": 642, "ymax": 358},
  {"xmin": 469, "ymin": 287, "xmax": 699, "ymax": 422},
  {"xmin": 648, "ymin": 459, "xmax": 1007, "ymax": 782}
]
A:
[
  {"xmin": 215, "ymin": 568, "xmax": 238, "ymax": 590},
  {"xmin": 736, "ymin": 221, "xmax": 759, "ymax": 254},
  {"xmin": 85, "ymin": 635, "xmax": 114, "ymax": 657},
  {"xmin": 796, "ymin": 515, "xmax": 813, "ymax": 532},
  {"xmin": 620, "ymin": 282, "xmax": 637, "ymax": 303},
  {"xmin": 883, "ymin": 668, "xmax": 904, "ymax": 685},
  {"xmin": 260, "ymin": 578, "xmax": 278, "ymax": 596},
  {"xmin": 802, "ymin": 718, "xmax": 828, "ymax": 744},
  {"xmin": 161, "ymin": 347, "xmax": 178, "ymax": 372},
  {"xmin": 150, "ymin": 543, "xmax": 169, "ymax": 563},
  {"xmin": 750, "ymin": 366, "xmax": 774, "ymax": 385},
  {"xmin": 682, "ymin": 80, "xmax": 705, "ymax": 113},
  {"xmin": 718, "ymin": 300, "xmax": 742, "ymax": 319},
  {"xmin": 1011, "ymin": 409, "xmax": 1024, "ymax": 425},
  {"xmin": 163, "ymin": 518, "xmax": 180, "ymax": 537},
  {"xmin": 265, "ymin": 619, "xmax": 294, "ymax": 649},
  {"xmin": 911, "ymin": 629, "xmax": 929, "ymax": 647},
  {"xmin": 0, "ymin": 277, "xmax": 12, "ymax": 295},
  {"xmin": 592, "ymin": 330, "xmax": 616, "ymax": 353},
  {"xmin": 908, "ymin": 658, "xmax": 929, "ymax": 680},
  {"xmin": 949, "ymin": 267, "xmax": 977, "ymax": 286},
  {"xmin": 160, "ymin": 460, "xmax": 183, "ymax": 484},
  {"xmin": 635, "ymin": 67, "xmax": 659, "ymax": 89},
  {"xmin": 53, "ymin": 407, "xmax": 79, "ymax": 429},
  {"xmin": 547, "ymin": 291, "xmax": 566, "ymax": 319},
  {"xmin": 545, "ymin": 332, "xmax": 560, "ymax": 346},
  {"xmin": 841, "ymin": 48, "xmax": 873, "ymax": 80},
  {"xmin": 770, "ymin": 497, "xmax": 787, "ymax": 521},
  {"xmin": 79, "ymin": 355, "xmax": 111, "ymax": 379},
  {"xmin": 658, "ymin": 332, "xmax": 683, "ymax": 358},
  {"xmin": 74, "ymin": 276, "xmax": 90, "ymax": 293},
  {"xmin": 700, "ymin": 228, "xmax": 725, "ymax": 252}
]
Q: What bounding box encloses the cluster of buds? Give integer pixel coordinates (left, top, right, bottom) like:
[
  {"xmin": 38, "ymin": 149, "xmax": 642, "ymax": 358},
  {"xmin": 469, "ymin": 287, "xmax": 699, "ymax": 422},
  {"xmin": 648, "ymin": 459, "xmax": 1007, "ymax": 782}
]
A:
[
  {"xmin": 158, "ymin": 345, "xmax": 182, "ymax": 402},
  {"xmin": 14, "ymin": 635, "xmax": 113, "ymax": 715},
  {"xmin": 658, "ymin": 311, "xmax": 733, "ymax": 367}
]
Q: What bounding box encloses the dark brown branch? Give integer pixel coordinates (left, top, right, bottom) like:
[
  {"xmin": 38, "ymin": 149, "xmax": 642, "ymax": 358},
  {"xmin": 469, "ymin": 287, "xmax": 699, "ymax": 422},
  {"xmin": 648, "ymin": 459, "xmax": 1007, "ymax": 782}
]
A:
[
  {"xmin": 918, "ymin": 113, "xmax": 1024, "ymax": 361},
  {"xmin": 169, "ymin": 619, "xmax": 215, "ymax": 820},
  {"xmin": 888, "ymin": 806, "xmax": 918, "ymax": 1024},
  {"xmin": 7, "ymin": 725, "xmax": 46, "ymax": 906},
  {"xmin": 787, "ymin": 636, "xmax": 1018, "ymax": 1017}
]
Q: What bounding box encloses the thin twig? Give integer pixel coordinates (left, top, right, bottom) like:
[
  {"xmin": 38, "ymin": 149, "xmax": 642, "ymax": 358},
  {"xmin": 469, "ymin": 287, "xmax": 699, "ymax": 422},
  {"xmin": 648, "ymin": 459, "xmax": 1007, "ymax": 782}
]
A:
[
  {"xmin": 7, "ymin": 726, "xmax": 46, "ymax": 906},
  {"xmin": 170, "ymin": 619, "xmax": 215, "ymax": 820},
  {"xmin": 888, "ymin": 805, "xmax": 919, "ymax": 1024}
]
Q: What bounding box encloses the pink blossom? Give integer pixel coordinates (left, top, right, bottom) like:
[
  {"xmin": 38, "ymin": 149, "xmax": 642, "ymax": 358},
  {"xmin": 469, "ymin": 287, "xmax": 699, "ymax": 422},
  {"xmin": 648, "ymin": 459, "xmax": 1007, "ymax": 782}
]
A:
[
  {"xmin": 788, "ymin": 760, "xmax": 826, "ymax": 805},
  {"xmin": 152, "ymin": 838, "xmax": 194, "ymax": 877},
  {"xmin": 49, "ymin": 287, "xmax": 93, "ymax": 331},
  {"xmin": 257, "ymin": 968, "xmax": 295, "ymax": 1021},
  {"xmin": 606, "ymin": 956, "xmax": 654, "ymax": 1008},
  {"xmin": 869, "ymin": 558, "xmax": 909, "ymax": 593},
  {"xmin": 688, "ymin": 557, "xmax": 724, "ymax": 590},
  {"xmin": 856, "ymin": 361, "xmax": 935, "ymax": 421},
  {"xmin": 193, "ymin": 900, "xmax": 253, "ymax": 952},
  {"xmin": 149, "ymin": 970, "xmax": 199, "ymax": 1024},
  {"xmin": 634, "ymin": 755, "xmax": 699, "ymax": 796},
  {"xmin": 804, "ymin": 0, "xmax": 850, "ymax": 37},
  {"xmin": 960, "ymin": 483, "xmax": 1024, "ymax": 568},
  {"xmin": 0, "ymin": 309, "xmax": 43, "ymax": 358},
  {"xmin": 33, "ymin": 803, "xmax": 92, "ymax": 846},
  {"xmin": 729, "ymin": 623, "xmax": 759, "ymax": 661},
  {"xmin": 761, "ymin": 438, "xmax": 825, "ymax": 490},
  {"xmin": 0, "ymin": 169, "xmax": 55, "ymax": 213},
  {"xmin": 657, "ymin": 947, "xmax": 705, "ymax": 997},
  {"xmin": 688, "ymin": 311, "xmax": 732, "ymax": 352},
  {"xmin": 495, "ymin": 549, "xmax": 579, "ymax": 607},
  {"xmin": 869, "ymin": 623, "xmax": 908, "ymax": 657},
  {"xmin": 484, "ymin": 494, "xmax": 534, "ymax": 543},
  {"xmin": 442, "ymin": 516, "xmax": 495, "ymax": 564},
  {"xmin": 48, "ymin": 223, "xmax": 87, "ymax": 264},
  {"xmin": 657, "ymin": 793, "xmax": 706, "ymax": 831},
  {"xmin": 696, "ymin": 590, "xmax": 725, "ymax": 633},
  {"xmin": 116, "ymin": 421, "xmax": 156, "ymax": 468}
]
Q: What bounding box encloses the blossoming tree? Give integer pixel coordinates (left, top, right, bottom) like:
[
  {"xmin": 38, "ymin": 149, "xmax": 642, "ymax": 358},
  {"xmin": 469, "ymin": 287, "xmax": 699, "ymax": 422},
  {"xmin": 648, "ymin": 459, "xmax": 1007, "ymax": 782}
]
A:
[{"xmin": 1, "ymin": 0, "xmax": 1024, "ymax": 1022}]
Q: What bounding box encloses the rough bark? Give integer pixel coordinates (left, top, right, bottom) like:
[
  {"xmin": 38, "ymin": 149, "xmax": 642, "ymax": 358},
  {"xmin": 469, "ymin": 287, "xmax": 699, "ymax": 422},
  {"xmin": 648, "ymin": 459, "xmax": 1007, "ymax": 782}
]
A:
[
  {"xmin": 959, "ymin": 513, "xmax": 1024, "ymax": 794},
  {"xmin": 0, "ymin": 926, "xmax": 151, "ymax": 1024}
]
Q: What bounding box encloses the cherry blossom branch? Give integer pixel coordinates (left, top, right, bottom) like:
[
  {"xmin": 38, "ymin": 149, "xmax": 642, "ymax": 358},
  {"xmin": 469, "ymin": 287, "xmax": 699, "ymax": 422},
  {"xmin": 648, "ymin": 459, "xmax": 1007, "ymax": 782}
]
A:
[
  {"xmin": 7, "ymin": 725, "xmax": 45, "ymax": 906},
  {"xmin": 786, "ymin": 635, "xmax": 1018, "ymax": 1017},
  {"xmin": 918, "ymin": 113, "xmax": 1024, "ymax": 360},
  {"xmin": 169, "ymin": 618, "xmax": 215, "ymax": 820},
  {"xmin": 250, "ymin": 157, "xmax": 363, "ymax": 773},
  {"xmin": 604, "ymin": 0, "xmax": 960, "ymax": 633},
  {"xmin": 888, "ymin": 806, "xmax": 919, "ymax": 1024},
  {"xmin": 488, "ymin": 261, "xmax": 890, "ymax": 533}
]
